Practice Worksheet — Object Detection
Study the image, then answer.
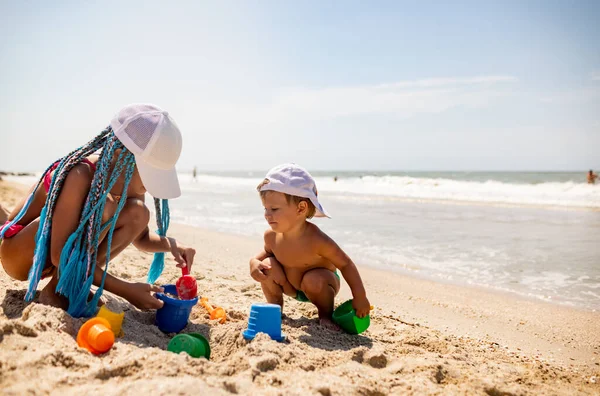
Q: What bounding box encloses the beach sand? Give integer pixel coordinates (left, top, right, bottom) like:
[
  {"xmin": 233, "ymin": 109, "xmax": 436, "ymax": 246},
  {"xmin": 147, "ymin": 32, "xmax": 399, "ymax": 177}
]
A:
[{"xmin": 0, "ymin": 180, "xmax": 599, "ymax": 395}]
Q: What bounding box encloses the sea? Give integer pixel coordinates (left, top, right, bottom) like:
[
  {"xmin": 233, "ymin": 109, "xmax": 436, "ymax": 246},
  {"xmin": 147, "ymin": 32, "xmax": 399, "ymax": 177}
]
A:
[{"xmin": 6, "ymin": 171, "xmax": 600, "ymax": 310}]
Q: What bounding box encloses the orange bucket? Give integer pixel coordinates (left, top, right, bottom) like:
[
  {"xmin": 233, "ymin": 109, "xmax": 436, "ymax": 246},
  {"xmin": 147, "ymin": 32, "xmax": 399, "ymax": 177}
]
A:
[{"xmin": 77, "ymin": 317, "xmax": 115, "ymax": 355}]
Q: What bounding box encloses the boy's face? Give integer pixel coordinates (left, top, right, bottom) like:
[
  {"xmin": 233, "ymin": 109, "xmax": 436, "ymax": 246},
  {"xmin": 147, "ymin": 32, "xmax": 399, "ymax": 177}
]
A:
[{"xmin": 261, "ymin": 191, "xmax": 302, "ymax": 233}]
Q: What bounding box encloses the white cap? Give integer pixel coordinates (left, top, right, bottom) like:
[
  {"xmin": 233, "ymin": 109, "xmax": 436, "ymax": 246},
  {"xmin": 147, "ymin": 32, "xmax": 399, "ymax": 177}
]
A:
[
  {"xmin": 259, "ymin": 163, "xmax": 330, "ymax": 218},
  {"xmin": 111, "ymin": 104, "xmax": 182, "ymax": 199}
]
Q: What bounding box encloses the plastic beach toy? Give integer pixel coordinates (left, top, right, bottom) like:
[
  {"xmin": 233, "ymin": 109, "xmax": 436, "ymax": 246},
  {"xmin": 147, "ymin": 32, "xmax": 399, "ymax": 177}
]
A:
[
  {"xmin": 77, "ymin": 317, "xmax": 115, "ymax": 355},
  {"xmin": 176, "ymin": 265, "xmax": 198, "ymax": 300},
  {"xmin": 332, "ymin": 299, "xmax": 371, "ymax": 335},
  {"xmin": 155, "ymin": 284, "xmax": 199, "ymax": 333},
  {"xmin": 200, "ymin": 297, "xmax": 226, "ymax": 324},
  {"xmin": 242, "ymin": 303, "xmax": 285, "ymax": 342},
  {"xmin": 96, "ymin": 306, "xmax": 124, "ymax": 337},
  {"xmin": 167, "ymin": 333, "xmax": 211, "ymax": 359}
]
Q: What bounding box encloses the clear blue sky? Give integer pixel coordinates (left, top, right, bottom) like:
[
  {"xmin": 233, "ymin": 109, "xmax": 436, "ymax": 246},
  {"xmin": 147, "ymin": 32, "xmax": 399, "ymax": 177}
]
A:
[{"xmin": 1, "ymin": 0, "xmax": 599, "ymax": 172}]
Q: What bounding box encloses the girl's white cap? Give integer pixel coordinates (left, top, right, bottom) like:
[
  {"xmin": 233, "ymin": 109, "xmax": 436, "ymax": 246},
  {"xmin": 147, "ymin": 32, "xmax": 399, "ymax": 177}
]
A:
[
  {"xmin": 111, "ymin": 104, "xmax": 182, "ymax": 199},
  {"xmin": 260, "ymin": 163, "xmax": 330, "ymax": 218}
]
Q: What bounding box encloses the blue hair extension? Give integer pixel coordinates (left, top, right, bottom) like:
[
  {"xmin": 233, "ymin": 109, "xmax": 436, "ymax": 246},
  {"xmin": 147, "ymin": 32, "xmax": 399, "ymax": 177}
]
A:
[
  {"xmin": 55, "ymin": 140, "xmax": 136, "ymax": 317},
  {"xmin": 26, "ymin": 129, "xmax": 111, "ymax": 301},
  {"xmin": 146, "ymin": 198, "xmax": 170, "ymax": 284}
]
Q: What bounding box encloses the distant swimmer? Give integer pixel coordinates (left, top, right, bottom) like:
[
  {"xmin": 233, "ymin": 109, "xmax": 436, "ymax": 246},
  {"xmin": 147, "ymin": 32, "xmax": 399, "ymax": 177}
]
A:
[
  {"xmin": 193, "ymin": 166, "xmax": 198, "ymax": 182},
  {"xmin": 333, "ymin": 175, "xmax": 338, "ymax": 182},
  {"xmin": 588, "ymin": 170, "xmax": 598, "ymax": 184}
]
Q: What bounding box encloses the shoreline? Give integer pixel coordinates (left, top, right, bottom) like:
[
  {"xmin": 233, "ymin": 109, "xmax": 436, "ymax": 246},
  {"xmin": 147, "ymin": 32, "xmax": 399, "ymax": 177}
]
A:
[
  {"xmin": 168, "ymin": 221, "xmax": 600, "ymax": 366},
  {"xmin": 1, "ymin": 179, "xmax": 599, "ymax": 394},
  {"xmin": 4, "ymin": 173, "xmax": 600, "ymax": 212},
  {"xmin": 172, "ymin": 217, "xmax": 600, "ymax": 313}
]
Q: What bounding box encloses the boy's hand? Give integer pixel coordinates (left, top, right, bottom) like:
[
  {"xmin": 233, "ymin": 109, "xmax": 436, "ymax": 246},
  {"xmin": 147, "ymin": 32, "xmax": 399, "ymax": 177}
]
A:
[
  {"xmin": 125, "ymin": 283, "xmax": 165, "ymax": 310},
  {"xmin": 353, "ymin": 295, "xmax": 371, "ymax": 318},
  {"xmin": 250, "ymin": 259, "xmax": 271, "ymax": 282}
]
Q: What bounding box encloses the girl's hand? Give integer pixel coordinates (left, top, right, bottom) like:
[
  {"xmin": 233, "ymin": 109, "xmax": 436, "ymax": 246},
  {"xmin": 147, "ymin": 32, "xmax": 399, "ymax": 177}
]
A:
[
  {"xmin": 125, "ymin": 283, "xmax": 165, "ymax": 310},
  {"xmin": 352, "ymin": 295, "xmax": 371, "ymax": 318},
  {"xmin": 168, "ymin": 238, "xmax": 196, "ymax": 271}
]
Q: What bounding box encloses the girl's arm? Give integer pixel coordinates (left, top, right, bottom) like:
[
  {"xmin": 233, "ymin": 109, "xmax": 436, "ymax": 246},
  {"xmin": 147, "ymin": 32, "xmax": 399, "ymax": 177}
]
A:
[
  {"xmin": 92, "ymin": 263, "xmax": 164, "ymax": 309},
  {"xmin": 133, "ymin": 228, "xmax": 196, "ymax": 271}
]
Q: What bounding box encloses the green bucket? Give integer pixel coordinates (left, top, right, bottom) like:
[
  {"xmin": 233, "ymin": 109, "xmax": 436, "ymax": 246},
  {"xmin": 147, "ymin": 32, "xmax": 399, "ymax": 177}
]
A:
[
  {"xmin": 332, "ymin": 299, "xmax": 370, "ymax": 335},
  {"xmin": 167, "ymin": 333, "xmax": 211, "ymax": 359}
]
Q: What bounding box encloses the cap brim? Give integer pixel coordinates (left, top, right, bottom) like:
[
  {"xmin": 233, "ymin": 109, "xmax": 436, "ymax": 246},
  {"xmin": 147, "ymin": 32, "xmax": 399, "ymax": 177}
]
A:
[
  {"xmin": 136, "ymin": 158, "xmax": 181, "ymax": 199},
  {"xmin": 309, "ymin": 197, "xmax": 331, "ymax": 218}
]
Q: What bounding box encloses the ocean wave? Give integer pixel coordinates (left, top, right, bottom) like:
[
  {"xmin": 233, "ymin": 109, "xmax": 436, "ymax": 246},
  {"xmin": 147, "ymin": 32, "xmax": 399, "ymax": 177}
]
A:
[
  {"xmin": 319, "ymin": 176, "xmax": 600, "ymax": 208},
  {"xmin": 179, "ymin": 173, "xmax": 600, "ymax": 209}
]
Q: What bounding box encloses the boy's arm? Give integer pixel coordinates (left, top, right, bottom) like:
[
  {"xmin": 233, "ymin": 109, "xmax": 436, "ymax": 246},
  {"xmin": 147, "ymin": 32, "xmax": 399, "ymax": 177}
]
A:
[
  {"xmin": 318, "ymin": 234, "xmax": 371, "ymax": 318},
  {"xmin": 249, "ymin": 230, "xmax": 275, "ymax": 282}
]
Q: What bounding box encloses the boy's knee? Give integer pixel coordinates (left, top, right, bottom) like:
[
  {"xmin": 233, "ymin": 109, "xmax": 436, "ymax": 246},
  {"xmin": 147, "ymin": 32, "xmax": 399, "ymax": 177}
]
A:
[
  {"xmin": 301, "ymin": 270, "xmax": 335, "ymax": 296},
  {"xmin": 122, "ymin": 198, "xmax": 150, "ymax": 228},
  {"xmin": 262, "ymin": 257, "xmax": 287, "ymax": 284}
]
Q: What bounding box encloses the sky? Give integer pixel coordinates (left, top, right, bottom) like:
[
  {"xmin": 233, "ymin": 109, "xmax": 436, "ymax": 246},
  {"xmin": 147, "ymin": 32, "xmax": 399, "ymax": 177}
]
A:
[{"xmin": 0, "ymin": 0, "xmax": 599, "ymax": 172}]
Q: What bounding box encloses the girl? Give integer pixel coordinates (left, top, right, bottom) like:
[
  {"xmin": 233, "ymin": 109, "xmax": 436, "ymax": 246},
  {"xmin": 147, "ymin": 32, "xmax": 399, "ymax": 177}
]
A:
[{"xmin": 0, "ymin": 104, "xmax": 195, "ymax": 317}]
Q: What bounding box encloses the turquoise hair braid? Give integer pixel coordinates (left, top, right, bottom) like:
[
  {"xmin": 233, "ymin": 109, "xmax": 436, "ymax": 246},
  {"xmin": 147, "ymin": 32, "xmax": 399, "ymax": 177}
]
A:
[
  {"xmin": 56, "ymin": 143, "xmax": 135, "ymax": 317},
  {"xmin": 25, "ymin": 128, "xmax": 112, "ymax": 300},
  {"xmin": 0, "ymin": 130, "xmax": 110, "ymax": 240},
  {"xmin": 20, "ymin": 125, "xmax": 172, "ymax": 318},
  {"xmin": 146, "ymin": 198, "xmax": 170, "ymax": 284},
  {"xmin": 24, "ymin": 127, "xmax": 138, "ymax": 317}
]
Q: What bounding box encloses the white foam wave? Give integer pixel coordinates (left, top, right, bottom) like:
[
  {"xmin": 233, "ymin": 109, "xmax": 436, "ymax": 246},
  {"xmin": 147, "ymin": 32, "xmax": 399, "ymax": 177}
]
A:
[
  {"xmin": 178, "ymin": 173, "xmax": 600, "ymax": 209},
  {"xmin": 315, "ymin": 175, "xmax": 600, "ymax": 208}
]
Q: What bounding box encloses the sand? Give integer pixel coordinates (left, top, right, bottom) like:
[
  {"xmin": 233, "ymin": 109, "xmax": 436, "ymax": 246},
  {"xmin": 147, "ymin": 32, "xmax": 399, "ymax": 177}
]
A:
[{"xmin": 0, "ymin": 180, "xmax": 599, "ymax": 395}]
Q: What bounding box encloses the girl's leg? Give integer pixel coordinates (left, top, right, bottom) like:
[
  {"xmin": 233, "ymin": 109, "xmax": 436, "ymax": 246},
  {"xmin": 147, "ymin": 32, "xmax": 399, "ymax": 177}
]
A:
[
  {"xmin": 0, "ymin": 218, "xmax": 42, "ymax": 281},
  {"xmin": 95, "ymin": 197, "xmax": 149, "ymax": 267},
  {"xmin": 38, "ymin": 198, "xmax": 149, "ymax": 308},
  {"xmin": 0, "ymin": 197, "xmax": 150, "ymax": 308}
]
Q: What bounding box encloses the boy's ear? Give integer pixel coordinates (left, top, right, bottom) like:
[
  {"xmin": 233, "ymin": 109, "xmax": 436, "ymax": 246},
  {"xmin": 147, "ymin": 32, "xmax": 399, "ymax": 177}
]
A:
[{"xmin": 297, "ymin": 200, "xmax": 308, "ymax": 215}]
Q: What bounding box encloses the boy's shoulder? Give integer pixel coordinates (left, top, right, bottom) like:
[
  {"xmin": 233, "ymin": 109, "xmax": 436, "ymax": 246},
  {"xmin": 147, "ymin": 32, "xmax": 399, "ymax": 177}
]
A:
[{"xmin": 305, "ymin": 222, "xmax": 336, "ymax": 248}]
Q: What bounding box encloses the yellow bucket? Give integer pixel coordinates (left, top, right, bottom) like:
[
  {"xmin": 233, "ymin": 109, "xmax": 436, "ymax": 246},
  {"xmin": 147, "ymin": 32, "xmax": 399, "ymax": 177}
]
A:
[{"xmin": 96, "ymin": 306, "xmax": 125, "ymax": 337}]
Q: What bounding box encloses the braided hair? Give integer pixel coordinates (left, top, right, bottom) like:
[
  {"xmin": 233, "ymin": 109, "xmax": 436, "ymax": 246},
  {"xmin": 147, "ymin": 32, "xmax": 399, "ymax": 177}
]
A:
[{"xmin": 2, "ymin": 127, "xmax": 170, "ymax": 317}]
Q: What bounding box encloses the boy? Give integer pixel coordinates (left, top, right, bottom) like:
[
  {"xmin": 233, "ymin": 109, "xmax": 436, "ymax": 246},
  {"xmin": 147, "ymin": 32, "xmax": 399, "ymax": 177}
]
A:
[{"xmin": 249, "ymin": 163, "xmax": 370, "ymax": 328}]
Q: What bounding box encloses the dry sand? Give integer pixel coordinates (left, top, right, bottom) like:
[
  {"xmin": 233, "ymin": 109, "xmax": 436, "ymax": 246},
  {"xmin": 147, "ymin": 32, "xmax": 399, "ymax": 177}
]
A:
[{"xmin": 0, "ymin": 180, "xmax": 599, "ymax": 395}]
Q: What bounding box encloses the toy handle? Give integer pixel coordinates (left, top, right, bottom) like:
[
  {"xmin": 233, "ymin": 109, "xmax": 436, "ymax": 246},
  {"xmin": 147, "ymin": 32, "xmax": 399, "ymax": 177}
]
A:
[
  {"xmin": 181, "ymin": 265, "xmax": 189, "ymax": 276},
  {"xmin": 201, "ymin": 297, "xmax": 213, "ymax": 312}
]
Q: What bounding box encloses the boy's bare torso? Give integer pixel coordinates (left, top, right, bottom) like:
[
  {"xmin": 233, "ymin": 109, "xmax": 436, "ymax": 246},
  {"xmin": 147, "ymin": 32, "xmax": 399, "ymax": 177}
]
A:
[{"xmin": 266, "ymin": 224, "xmax": 337, "ymax": 290}]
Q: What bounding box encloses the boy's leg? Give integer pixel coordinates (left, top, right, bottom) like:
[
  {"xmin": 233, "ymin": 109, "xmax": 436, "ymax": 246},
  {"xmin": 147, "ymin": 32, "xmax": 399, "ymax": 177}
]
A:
[
  {"xmin": 260, "ymin": 257, "xmax": 295, "ymax": 308},
  {"xmin": 300, "ymin": 269, "xmax": 340, "ymax": 327}
]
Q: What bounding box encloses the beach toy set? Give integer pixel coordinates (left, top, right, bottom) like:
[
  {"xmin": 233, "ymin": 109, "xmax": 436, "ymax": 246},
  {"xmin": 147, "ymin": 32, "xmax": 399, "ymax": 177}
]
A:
[
  {"xmin": 240, "ymin": 299, "xmax": 372, "ymax": 342},
  {"xmin": 332, "ymin": 300, "xmax": 371, "ymax": 334},
  {"xmin": 176, "ymin": 265, "xmax": 198, "ymax": 300},
  {"xmin": 243, "ymin": 303, "xmax": 286, "ymax": 342},
  {"xmin": 200, "ymin": 297, "xmax": 227, "ymax": 324},
  {"xmin": 77, "ymin": 306, "xmax": 124, "ymax": 355},
  {"xmin": 155, "ymin": 284, "xmax": 199, "ymax": 333},
  {"xmin": 168, "ymin": 333, "xmax": 210, "ymax": 359}
]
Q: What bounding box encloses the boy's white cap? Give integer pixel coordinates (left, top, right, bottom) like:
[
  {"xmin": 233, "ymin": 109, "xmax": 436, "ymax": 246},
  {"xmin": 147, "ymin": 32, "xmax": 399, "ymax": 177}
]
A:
[
  {"xmin": 111, "ymin": 104, "xmax": 182, "ymax": 199},
  {"xmin": 260, "ymin": 163, "xmax": 330, "ymax": 218}
]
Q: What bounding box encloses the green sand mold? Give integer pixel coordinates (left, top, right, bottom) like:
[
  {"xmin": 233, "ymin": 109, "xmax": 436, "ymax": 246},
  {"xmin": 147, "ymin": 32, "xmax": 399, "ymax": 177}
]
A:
[
  {"xmin": 332, "ymin": 299, "xmax": 370, "ymax": 335},
  {"xmin": 167, "ymin": 333, "xmax": 211, "ymax": 359}
]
